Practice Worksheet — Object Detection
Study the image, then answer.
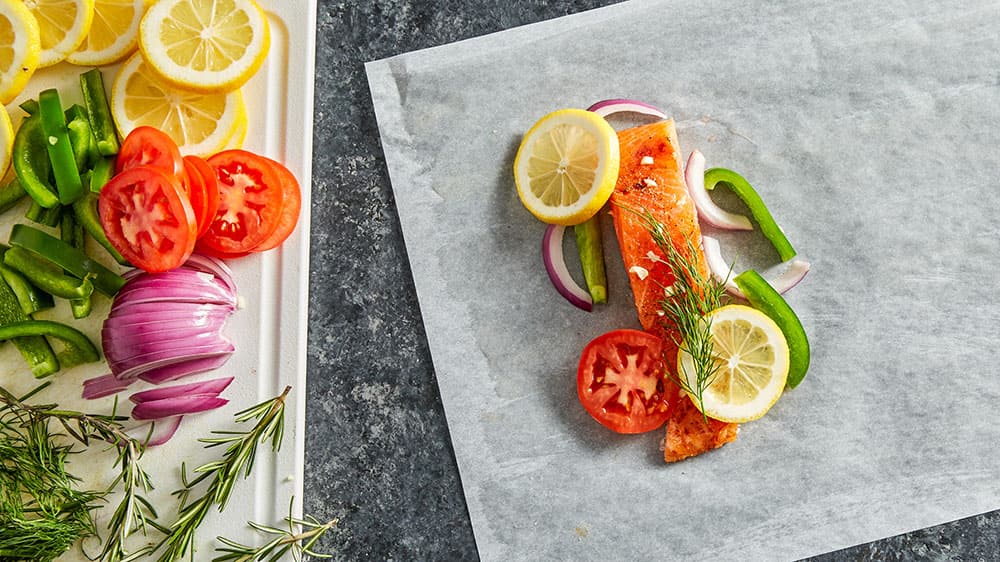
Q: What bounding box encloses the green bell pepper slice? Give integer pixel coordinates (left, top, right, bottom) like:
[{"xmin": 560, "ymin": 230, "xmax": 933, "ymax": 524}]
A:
[
  {"xmin": 80, "ymin": 69, "xmax": 119, "ymax": 156},
  {"xmin": 0, "ymin": 320, "xmax": 99, "ymax": 369},
  {"xmin": 703, "ymin": 167, "xmax": 797, "ymax": 262},
  {"xmin": 9, "ymin": 223, "xmax": 125, "ymax": 296},
  {"xmin": 39, "ymin": 88, "xmax": 85, "ymax": 205},
  {"xmin": 0, "ymin": 273, "xmax": 59, "ymax": 378},
  {"xmin": 12, "ymin": 113, "xmax": 60, "ymax": 209}
]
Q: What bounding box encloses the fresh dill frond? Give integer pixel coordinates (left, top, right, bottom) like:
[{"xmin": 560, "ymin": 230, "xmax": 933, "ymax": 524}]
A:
[
  {"xmin": 213, "ymin": 497, "xmax": 336, "ymax": 562},
  {"xmin": 632, "ymin": 208, "xmax": 729, "ymax": 416}
]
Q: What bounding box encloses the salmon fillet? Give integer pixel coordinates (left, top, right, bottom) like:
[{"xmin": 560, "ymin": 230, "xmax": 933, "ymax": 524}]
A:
[{"xmin": 608, "ymin": 119, "xmax": 738, "ymax": 462}]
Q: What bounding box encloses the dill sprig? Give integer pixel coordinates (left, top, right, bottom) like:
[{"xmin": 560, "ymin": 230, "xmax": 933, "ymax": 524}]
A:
[
  {"xmin": 154, "ymin": 386, "xmax": 290, "ymax": 562},
  {"xmin": 213, "ymin": 498, "xmax": 336, "ymax": 562},
  {"xmin": 0, "ymin": 382, "xmax": 158, "ymax": 562},
  {"xmin": 634, "ymin": 208, "xmax": 729, "ymax": 414}
]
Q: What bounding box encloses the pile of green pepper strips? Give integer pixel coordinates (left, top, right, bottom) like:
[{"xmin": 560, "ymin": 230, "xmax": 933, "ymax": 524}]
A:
[{"xmin": 0, "ymin": 69, "xmax": 129, "ymax": 378}]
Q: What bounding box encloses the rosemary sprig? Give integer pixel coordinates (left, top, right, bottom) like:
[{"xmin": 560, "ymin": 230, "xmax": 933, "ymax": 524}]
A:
[
  {"xmin": 634, "ymin": 208, "xmax": 729, "ymax": 414},
  {"xmin": 155, "ymin": 386, "xmax": 290, "ymax": 562},
  {"xmin": 213, "ymin": 498, "xmax": 336, "ymax": 562},
  {"xmin": 0, "ymin": 383, "xmax": 158, "ymax": 562}
]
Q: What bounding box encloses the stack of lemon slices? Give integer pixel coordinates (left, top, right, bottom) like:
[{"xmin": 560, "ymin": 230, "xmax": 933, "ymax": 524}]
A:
[{"xmin": 0, "ymin": 0, "xmax": 271, "ymax": 160}]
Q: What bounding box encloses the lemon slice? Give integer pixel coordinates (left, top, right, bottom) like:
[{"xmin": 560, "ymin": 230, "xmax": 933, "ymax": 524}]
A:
[
  {"xmin": 0, "ymin": 104, "xmax": 13, "ymax": 177},
  {"xmin": 111, "ymin": 51, "xmax": 245, "ymax": 157},
  {"xmin": 678, "ymin": 304, "xmax": 789, "ymax": 423},
  {"xmin": 67, "ymin": 0, "xmax": 147, "ymax": 66},
  {"xmin": 221, "ymin": 99, "xmax": 247, "ymax": 150},
  {"xmin": 26, "ymin": 0, "xmax": 95, "ymax": 67},
  {"xmin": 513, "ymin": 108, "xmax": 620, "ymax": 225},
  {"xmin": 138, "ymin": 0, "xmax": 270, "ymax": 94},
  {"xmin": 0, "ymin": 0, "xmax": 40, "ymax": 104}
]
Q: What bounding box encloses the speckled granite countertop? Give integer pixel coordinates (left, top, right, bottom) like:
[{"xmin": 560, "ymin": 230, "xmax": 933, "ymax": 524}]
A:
[{"xmin": 302, "ymin": 1, "xmax": 1000, "ymax": 559}]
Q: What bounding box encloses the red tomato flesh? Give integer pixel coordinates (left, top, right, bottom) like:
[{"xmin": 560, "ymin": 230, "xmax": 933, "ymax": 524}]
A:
[
  {"xmin": 117, "ymin": 126, "xmax": 185, "ymax": 178},
  {"xmin": 98, "ymin": 166, "xmax": 197, "ymax": 272},
  {"xmin": 182, "ymin": 155, "xmax": 219, "ymax": 238},
  {"xmin": 577, "ymin": 329, "xmax": 671, "ymax": 434},
  {"xmin": 198, "ymin": 150, "xmax": 284, "ymax": 256},
  {"xmin": 252, "ymin": 157, "xmax": 301, "ymax": 251}
]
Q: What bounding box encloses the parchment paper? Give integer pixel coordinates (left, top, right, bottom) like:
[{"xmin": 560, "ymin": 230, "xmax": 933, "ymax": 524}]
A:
[{"xmin": 365, "ymin": 1, "xmax": 1000, "ymax": 559}]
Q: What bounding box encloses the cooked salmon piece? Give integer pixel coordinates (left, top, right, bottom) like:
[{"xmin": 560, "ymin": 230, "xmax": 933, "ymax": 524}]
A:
[{"xmin": 608, "ymin": 119, "xmax": 738, "ymax": 462}]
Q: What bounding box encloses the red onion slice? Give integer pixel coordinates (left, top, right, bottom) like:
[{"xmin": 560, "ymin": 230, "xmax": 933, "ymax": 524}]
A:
[
  {"xmin": 587, "ymin": 98, "xmax": 667, "ymax": 120},
  {"xmin": 82, "ymin": 373, "xmax": 134, "ymax": 400},
  {"xmin": 107, "ymin": 301, "xmax": 234, "ymax": 321},
  {"xmin": 139, "ymin": 354, "xmax": 234, "ymax": 385},
  {"xmin": 127, "ymin": 416, "xmax": 183, "ymax": 447},
  {"xmin": 111, "ymin": 347, "xmax": 235, "ymax": 381},
  {"xmin": 686, "ymin": 150, "xmax": 753, "ymax": 231},
  {"xmin": 131, "ymin": 395, "xmax": 228, "ymax": 420},
  {"xmin": 130, "ymin": 376, "xmax": 234, "ymax": 404},
  {"xmin": 542, "ymin": 224, "xmax": 592, "ymax": 312},
  {"xmin": 702, "ymin": 235, "xmax": 811, "ymax": 298},
  {"xmin": 182, "ymin": 254, "xmax": 236, "ymax": 294}
]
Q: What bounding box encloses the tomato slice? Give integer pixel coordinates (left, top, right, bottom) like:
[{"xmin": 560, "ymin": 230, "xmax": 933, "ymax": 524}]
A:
[
  {"xmin": 252, "ymin": 157, "xmax": 301, "ymax": 251},
  {"xmin": 117, "ymin": 126, "xmax": 184, "ymax": 177},
  {"xmin": 98, "ymin": 166, "xmax": 197, "ymax": 272},
  {"xmin": 577, "ymin": 329, "xmax": 671, "ymax": 434},
  {"xmin": 182, "ymin": 155, "xmax": 219, "ymax": 238},
  {"xmin": 198, "ymin": 150, "xmax": 284, "ymax": 256}
]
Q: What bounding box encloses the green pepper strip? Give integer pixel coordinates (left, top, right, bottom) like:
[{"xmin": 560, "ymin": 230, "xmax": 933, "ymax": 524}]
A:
[
  {"xmin": 60, "ymin": 212, "xmax": 92, "ymax": 318},
  {"xmin": 25, "ymin": 201, "xmax": 63, "ymax": 227},
  {"xmin": 72, "ymin": 192, "xmax": 128, "ymax": 265},
  {"xmin": 703, "ymin": 167, "xmax": 797, "ymax": 262},
  {"xmin": 0, "ymin": 256, "xmax": 54, "ymax": 316},
  {"xmin": 0, "ymin": 273, "xmax": 59, "ymax": 378},
  {"xmin": 19, "ymin": 98, "xmax": 39, "ymax": 115},
  {"xmin": 66, "ymin": 104, "xmax": 100, "ymax": 172},
  {"xmin": 88, "ymin": 155, "xmax": 115, "ymax": 193},
  {"xmin": 0, "ymin": 320, "xmax": 99, "ymax": 369},
  {"xmin": 9, "ymin": 223, "xmax": 125, "ymax": 296},
  {"xmin": 80, "ymin": 69, "xmax": 119, "ymax": 157},
  {"xmin": 39, "ymin": 88, "xmax": 84, "ymax": 205},
  {"xmin": 733, "ymin": 269, "xmax": 811, "ymax": 388},
  {"xmin": 12, "ymin": 113, "xmax": 60, "ymax": 208},
  {"xmin": 0, "ymin": 176, "xmax": 27, "ymax": 214},
  {"xmin": 573, "ymin": 214, "xmax": 607, "ymax": 304},
  {"xmin": 3, "ymin": 246, "xmax": 95, "ymax": 300}
]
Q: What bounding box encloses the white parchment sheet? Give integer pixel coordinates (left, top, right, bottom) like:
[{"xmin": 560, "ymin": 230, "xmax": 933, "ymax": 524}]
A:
[{"xmin": 365, "ymin": 1, "xmax": 1000, "ymax": 559}]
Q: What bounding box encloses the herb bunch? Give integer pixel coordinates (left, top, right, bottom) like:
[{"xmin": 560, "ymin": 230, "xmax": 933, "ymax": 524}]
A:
[
  {"xmin": 155, "ymin": 386, "xmax": 291, "ymax": 562},
  {"xmin": 636, "ymin": 209, "xmax": 729, "ymax": 414},
  {"xmin": 0, "ymin": 383, "xmax": 157, "ymax": 562}
]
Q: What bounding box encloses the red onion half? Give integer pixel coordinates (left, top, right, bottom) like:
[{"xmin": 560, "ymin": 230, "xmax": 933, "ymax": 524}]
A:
[
  {"xmin": 542, "ymin": 224, "xmax": 593, "ymax": 312},
  {"xmin": 587, "ymin": 99, "xmax": 668, "ymax": 120},
  {"xmin": 702, "ymin": 235, "xmax": 811, "ymax": 298},
  {"xmin": 686, "ymin": 150, "xmax": 752, "ymax": 231}
]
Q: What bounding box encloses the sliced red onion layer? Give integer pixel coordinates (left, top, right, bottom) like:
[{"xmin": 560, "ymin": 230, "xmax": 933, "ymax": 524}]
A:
[
  {"xmin": 130, "ymin": 377, "xmax": 234, "ymax": 404},
  {"xmin": 181, "ymin": 254, "xmax": 236, "ymax": 294},
  {"xmin": 131, "ymin": 395, "xmax": 228, "ymax": 421},
  {"xmin": 587, "ymin": 98, "xmax": 667, "ymax": 120},
  {"xmin": 686, "ymin": 150, "xmax": 753, "ymax": 231},
  {"xmin": 139, "ymin": 354, "xmax": 234, "ymax": 385},
  {"xmin": 542, "ymin": 224, "xmax": 592, "ymax": 312},
  {"xmin": 111, "ymin": 343, "xmax": 235, "ymax": 381},
  {"xmin": 127, "ymin": 416, "xmax": 183, "ymax": 447},
  {"xmin": 82, "ymin": 373, "xmax": 135, "ymax": 400},
  {"xmin": 702, "ymin": 235, "xmax": 811, "ymax": 298}
]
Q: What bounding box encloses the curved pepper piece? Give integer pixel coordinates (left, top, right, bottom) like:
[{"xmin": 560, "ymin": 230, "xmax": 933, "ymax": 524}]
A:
[
  {"xmin": 0, "ymin": 320, "xmax": 100, "ymax": 369},
  {"xmin": 703, "ymin": 167, "xmax": 797, "ymax": 262},
  {"xmin": 12, "ymin": 113, "xmax": 60, "ymax": 209}
]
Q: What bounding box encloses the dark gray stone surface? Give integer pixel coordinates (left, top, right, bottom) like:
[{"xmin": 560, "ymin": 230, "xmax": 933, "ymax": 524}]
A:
[{"xmin": 303, "ymin": 1, "xmax": 1000, "ymax": 560}]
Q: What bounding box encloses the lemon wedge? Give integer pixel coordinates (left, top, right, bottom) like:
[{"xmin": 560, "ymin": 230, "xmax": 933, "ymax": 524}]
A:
[
  {"xmin": 26, "ymin": 0, "xmax": 95, "ymax": 68},
  {"xmin": 678, "ymin": 304, "xmax": 789, "ymax": 423},
  {"xmin": 0, "ymin": 0, "xmax": 40, "ymax": 104},
  {"xmin": 138, "ymin": 0, "xmax": 270, "ymax": 94},
  {"xmin": 67, "ymin": 0, "xmax": 147, "ymax": 66},
  {"xmin": 111, "ymin": 51, "xmax": 246, "ymax": 157},
  {"xmin": 0, "ymin": 104, "xmax": 13, "ymax": 177},
  {"xmin": 513, "ymin": 108, "xmax": 619, "ymax": 225}
]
